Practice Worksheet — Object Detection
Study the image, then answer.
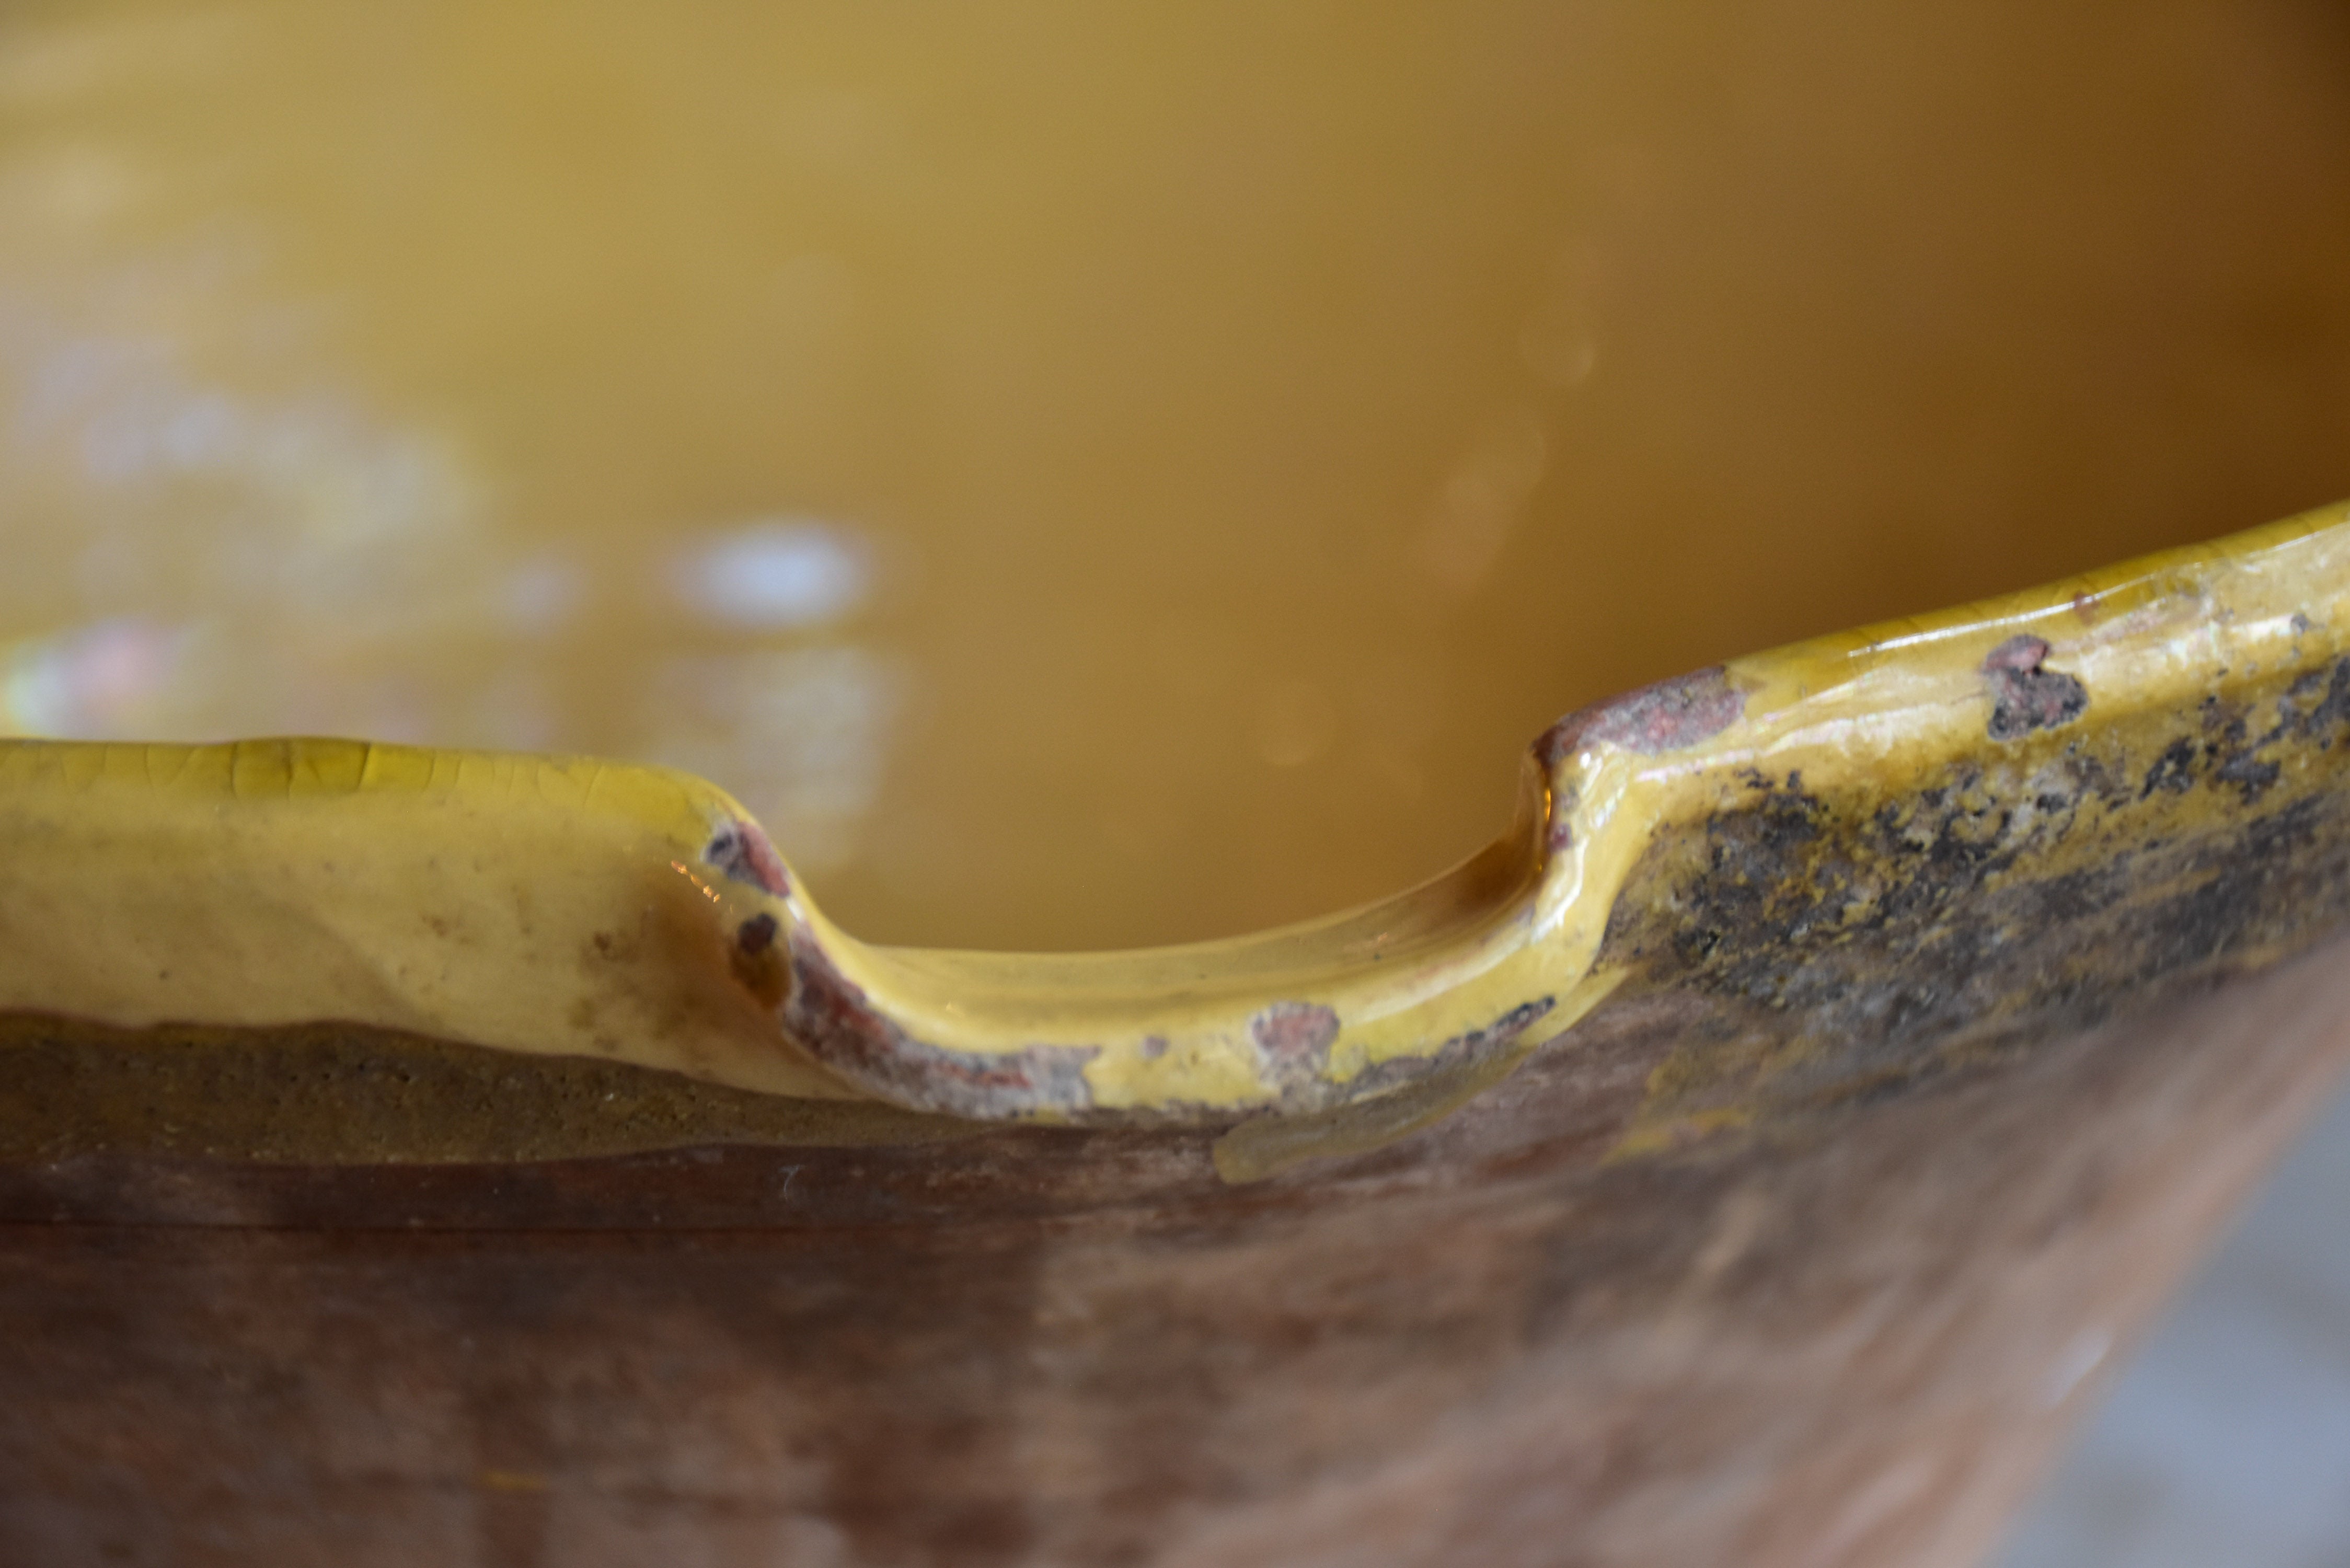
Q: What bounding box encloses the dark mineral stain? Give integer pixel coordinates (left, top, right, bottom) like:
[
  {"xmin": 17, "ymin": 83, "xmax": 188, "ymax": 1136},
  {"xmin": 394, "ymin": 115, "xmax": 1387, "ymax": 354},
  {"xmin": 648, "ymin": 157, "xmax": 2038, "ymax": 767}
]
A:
[
  {"xmin": 2196, "ymin": 697, "xmax": 2286, "ymax": 804},
  {"xmin": 1342, "ymin": 997, "xmax": 1557, "ymax": 1099},
  {"xmin": 1593, "ymin": 660, "xmax": 2350, "ymax": 1142},
  {"xmin": 2291, "ymin": 658, "xmax": 2350, "ymax": 743},
  {"xmin": 2215, "ymin": 753, "xmax": 2284, "ymax": 802},
  {"xmin": 2141, "ymin": 667, "xmax": 2350, "ymax": 806},
  {"xmin": 1983, "ymin": 635, "xmax": 2088, "ymax": 740},
  {"xmin": 735, "ymin": 913, "xmax": 778, "ymax": 956},
  {"xmin": 2140, "ymin": 737, "xmax": 2198, "ymax": 798},
  {"xmin": 588, "ymin": 930, "xmax": 642, "ymax": 965}
]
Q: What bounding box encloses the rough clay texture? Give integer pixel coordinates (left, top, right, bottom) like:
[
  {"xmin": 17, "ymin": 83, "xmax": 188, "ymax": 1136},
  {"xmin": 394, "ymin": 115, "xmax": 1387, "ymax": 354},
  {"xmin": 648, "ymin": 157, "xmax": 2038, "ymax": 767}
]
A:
[
  {"xmin": 1, "ymin": 949, "xmax": 2344, "ymax": 1567},
  {"xmin": 1343, "ymin": 996, "xmax": 1557, "ymax": 1099},
  {"xmin": 0, "ymin": 1013, "xmax": 974, "ymax": 1164},
  {"xmin": 3, "ymin": 655, "xmax": 2350, "ymax": 1565},
  {"xmin": 1983, "ymin": 636, "xmax": 2091, "ymax": 741},
  {"xmin": 1248, "ymin": 1002, "xmax": 1341, "ymax": 1096},
  {"xmin": 1594, "ymin": 659, "xmax": 2350, "ymax": 1149},
  {"xmin": 702, "ymin": 821, "xmax": 791, "ymax": 897},
  {"xmin": 781, "ymin": 944, "xmax": 1101, "ymax": 1119},
  {"xmin": 1538, "ymin": 665, "xmax": 1746, "ymax": 763}
]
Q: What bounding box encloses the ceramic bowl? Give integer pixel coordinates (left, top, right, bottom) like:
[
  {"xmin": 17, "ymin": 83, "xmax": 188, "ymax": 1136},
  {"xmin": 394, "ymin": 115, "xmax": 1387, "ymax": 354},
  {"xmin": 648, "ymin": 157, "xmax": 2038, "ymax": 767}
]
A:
[{"xmin": 5, "ymin": 6, "xmax": 2350, "ymax": 1565}]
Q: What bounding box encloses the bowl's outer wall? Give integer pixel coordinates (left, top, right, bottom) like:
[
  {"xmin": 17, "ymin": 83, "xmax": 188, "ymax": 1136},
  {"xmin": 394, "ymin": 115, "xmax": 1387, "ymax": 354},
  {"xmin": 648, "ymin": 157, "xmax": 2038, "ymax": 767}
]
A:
[
  {"xmin": 1, "ymin": 945, "xmax": 2345, "ymax": 1567},
  {"xmin": 7, "ymin": 590, "xmax": 2350, "ymax": 1563}
]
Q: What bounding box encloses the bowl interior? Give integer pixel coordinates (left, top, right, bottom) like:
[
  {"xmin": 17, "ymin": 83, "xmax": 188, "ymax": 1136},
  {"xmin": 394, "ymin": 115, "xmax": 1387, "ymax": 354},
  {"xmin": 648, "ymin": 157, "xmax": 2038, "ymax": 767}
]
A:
[{"xmin": 5, "ymin": 0, "xmax": 2350, "ymax": 950}]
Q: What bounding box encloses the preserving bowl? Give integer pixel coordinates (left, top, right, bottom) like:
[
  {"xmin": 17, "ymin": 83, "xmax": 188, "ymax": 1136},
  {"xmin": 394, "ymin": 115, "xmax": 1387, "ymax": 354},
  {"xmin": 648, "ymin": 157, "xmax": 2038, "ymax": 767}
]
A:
[{"xmin": 5, "ymin": 4, "xmax": 2350, "ymax": 1564}]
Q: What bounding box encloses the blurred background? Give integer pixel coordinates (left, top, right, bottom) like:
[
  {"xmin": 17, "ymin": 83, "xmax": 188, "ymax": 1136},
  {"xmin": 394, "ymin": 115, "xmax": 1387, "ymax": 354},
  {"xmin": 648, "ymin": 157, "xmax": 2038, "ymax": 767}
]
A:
[
  {"xmin": 2, "ymin": 3, "xmax": 2348, "ymax": 1558},
  {"xmin": 1999, "ymin": 1084, "xmax": 2350, "ymax": 1566}
]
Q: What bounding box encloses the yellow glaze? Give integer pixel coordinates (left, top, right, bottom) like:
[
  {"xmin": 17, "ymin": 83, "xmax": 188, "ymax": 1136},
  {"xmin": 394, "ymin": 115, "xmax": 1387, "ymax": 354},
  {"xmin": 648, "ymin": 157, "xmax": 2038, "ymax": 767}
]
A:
[
  {"xmin": 5, "ymin": 1, "xmax": 2350, "ymax": 958},
  {"xmin": 4, "ymin": 503, "xmax": 2345, "ymax": 1133},
  {"xmin": 0, "ymin": 741, "xmax": 856, "ymax": 1099},
  {"xmin": 6, "ymin": 2, "xmax": 2350, "ymax": 1140}
]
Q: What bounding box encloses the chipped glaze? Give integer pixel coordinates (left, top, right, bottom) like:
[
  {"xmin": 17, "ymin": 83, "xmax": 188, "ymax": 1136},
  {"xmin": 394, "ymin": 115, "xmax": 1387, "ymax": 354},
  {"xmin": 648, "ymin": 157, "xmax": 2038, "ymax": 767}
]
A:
[{"xmin": 2, "ymin": 502, "xmax": 2346, "ymax": 1150}]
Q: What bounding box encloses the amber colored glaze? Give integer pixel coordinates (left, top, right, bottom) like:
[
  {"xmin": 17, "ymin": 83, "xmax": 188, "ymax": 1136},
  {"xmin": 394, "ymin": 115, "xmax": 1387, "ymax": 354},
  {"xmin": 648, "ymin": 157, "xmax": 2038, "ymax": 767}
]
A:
[
  {"xmin": 4, "ymin": 503, "xmax": 2345, "ymax": 1150},
  {"xmin": 4, "ymin": 1, "xmax": 2350, "ymax": 956}
]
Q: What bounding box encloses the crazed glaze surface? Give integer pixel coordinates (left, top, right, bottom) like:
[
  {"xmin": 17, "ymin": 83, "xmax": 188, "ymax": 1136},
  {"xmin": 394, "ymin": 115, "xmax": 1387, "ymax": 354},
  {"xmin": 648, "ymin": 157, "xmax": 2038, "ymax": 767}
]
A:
[{"xmin": 3, "ymin": 503, "xmax": 2346, "ymax": 1160}]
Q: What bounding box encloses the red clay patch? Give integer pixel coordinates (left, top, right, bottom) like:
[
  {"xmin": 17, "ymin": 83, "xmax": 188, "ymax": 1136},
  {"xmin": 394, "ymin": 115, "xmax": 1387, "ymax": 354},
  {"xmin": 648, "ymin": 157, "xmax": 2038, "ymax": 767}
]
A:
[{"xmin": 1539, "ymin": 667, "xmax": 1745, "ymax": 766}]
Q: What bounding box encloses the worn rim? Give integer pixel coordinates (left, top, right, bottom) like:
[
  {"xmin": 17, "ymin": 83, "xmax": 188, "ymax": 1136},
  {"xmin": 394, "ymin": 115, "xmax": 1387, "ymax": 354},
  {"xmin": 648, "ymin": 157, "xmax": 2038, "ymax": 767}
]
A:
[{"xmin": 1, "ymin": 500, "xmax": 2345, "ymax": 1144}]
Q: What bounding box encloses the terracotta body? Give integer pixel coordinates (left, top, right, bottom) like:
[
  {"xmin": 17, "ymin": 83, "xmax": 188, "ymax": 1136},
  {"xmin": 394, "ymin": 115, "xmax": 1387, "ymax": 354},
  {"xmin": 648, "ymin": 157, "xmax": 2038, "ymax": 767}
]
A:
[{"xmin": 3, "ymin": 945, "xmax": 2346, "ymax": 1567}]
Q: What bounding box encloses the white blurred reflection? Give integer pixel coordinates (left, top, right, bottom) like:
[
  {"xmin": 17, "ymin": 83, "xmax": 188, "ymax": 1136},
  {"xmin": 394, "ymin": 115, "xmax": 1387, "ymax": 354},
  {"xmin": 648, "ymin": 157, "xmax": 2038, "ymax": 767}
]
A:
[
  {"xmin": 1, "ymin": 618, "xmax": 187, "ymax": 737},
  {"xmin": 642, "ymin": 648, "xmax": 901, "ymax": 874},
  {"xmin": 670, "ymin": 519, "xmax": 870, "ymax": 631},
  {"xmin": 1414, "ymin": 403, "xmax": 1549, "ymax": 599},
  {"xmin": 2, "ymin": 271, "xmax": 483, "ymax": 634},
  {"xmin": 0, "ymin": 210, "xmax": 909, "ymax": 866}
]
